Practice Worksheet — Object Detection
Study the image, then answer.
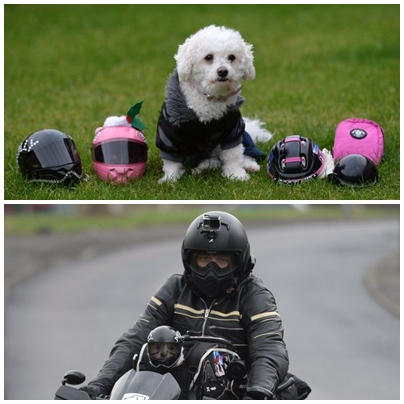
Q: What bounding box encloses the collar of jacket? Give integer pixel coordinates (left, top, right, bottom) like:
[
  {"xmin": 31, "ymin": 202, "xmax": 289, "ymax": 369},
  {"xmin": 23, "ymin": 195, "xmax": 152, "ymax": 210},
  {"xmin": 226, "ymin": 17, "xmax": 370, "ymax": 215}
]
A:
[{"xmin": 164, "ymin": 70, "xmax": 245, "ymax": 126}]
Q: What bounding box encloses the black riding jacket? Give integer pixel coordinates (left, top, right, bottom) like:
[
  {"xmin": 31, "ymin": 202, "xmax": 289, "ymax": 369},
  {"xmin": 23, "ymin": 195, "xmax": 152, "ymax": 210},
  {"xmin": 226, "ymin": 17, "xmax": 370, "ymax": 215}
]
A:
[{"xmin": 90, "ymin": 273, "xmax": 289, "ymax": 398}]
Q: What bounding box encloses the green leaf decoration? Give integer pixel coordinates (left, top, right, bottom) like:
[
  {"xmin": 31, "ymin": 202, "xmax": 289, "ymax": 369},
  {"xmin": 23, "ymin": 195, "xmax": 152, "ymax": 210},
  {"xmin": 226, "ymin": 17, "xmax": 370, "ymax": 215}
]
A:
[{"xmin": 126, "ymin": 101, "xmax": 147, "ymax": 131}]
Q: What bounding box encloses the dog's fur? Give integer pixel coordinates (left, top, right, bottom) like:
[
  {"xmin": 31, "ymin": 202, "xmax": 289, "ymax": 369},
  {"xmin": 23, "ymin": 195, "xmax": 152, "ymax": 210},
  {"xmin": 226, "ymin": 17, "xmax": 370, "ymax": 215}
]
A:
[{"xmin": 157, "ymin": 25, "xmax": 272, "ymax": 182}]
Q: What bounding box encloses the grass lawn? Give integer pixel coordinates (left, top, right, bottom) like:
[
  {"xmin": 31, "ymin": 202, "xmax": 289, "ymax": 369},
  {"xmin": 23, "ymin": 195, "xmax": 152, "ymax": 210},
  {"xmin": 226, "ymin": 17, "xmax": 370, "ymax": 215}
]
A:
[{"xmin": 4, "ymin": 4, "xmax": 399, "ymax": 200}]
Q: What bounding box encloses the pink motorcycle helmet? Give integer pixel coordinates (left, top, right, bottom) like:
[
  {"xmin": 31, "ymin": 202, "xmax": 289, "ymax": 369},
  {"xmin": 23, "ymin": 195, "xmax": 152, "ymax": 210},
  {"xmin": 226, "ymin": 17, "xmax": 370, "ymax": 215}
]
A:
[{"xmin": 92, "ymin": 125, "xmax": 147, "ymax": 184}]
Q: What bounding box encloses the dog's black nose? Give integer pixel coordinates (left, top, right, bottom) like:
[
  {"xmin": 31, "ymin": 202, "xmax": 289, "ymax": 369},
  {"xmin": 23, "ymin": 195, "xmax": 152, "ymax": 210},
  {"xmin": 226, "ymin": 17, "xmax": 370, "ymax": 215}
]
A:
[{"xmin": 217, "ymin": 68, "xmax": 228, "ymax": 78}]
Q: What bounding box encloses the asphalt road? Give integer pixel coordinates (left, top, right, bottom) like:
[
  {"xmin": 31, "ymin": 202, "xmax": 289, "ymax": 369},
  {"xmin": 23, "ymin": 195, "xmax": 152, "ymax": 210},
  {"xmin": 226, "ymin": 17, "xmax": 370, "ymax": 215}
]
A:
[{"xmin": 4, "ymin": 219, "xmax": 399, "ymax": 399}]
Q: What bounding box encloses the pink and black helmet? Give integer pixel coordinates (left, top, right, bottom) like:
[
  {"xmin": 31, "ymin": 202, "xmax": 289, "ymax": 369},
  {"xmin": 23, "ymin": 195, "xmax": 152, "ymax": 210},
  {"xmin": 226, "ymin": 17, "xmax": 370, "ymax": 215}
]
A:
[
  {"xmin": 92, "ymin": 126, "xmax": 147, "ymax": 184},
  {"xmin": 267, "ymin": 135, "xmax": 325, "ymax": 184}
]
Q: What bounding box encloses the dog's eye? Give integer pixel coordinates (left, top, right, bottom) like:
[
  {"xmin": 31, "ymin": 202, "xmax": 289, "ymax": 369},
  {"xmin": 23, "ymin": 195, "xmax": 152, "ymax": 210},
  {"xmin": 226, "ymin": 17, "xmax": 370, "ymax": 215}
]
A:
[
  {"xmin": 204, "ymin": 54, "xmax": 214, "ymax": 62},
  {"xmin": 228, "ymin": 54, "xmax": 236, "ymax": 62}
]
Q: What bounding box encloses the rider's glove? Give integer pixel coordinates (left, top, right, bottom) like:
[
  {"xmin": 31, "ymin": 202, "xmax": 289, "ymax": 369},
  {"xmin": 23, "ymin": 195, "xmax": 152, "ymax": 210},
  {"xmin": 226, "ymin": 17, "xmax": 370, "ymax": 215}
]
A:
[
  {"xmin": 243, "ymin": 391, "xmax": 274, "ymax": 400},
  {"xmin": 79, "ymin": 384, "xmax": 103, "ymax": 399}
]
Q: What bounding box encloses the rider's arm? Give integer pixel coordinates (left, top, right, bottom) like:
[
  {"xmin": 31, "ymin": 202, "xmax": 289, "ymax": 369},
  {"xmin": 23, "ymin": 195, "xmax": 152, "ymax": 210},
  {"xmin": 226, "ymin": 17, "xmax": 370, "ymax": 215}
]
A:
[
  {"xmin": 85, "ymin": 274, "xmax": 184, "ymax": 395},
  {"xmin": 240, "ymin": 276, "xmax": 289, "ymax": 399}
]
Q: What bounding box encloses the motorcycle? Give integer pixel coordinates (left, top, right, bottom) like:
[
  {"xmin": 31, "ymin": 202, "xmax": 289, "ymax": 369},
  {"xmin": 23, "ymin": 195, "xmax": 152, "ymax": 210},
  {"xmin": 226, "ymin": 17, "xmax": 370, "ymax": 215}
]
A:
[
  {"xmin": 55, "ymin": 370, "xmax": 298, "ymax": 400},
  {"xmin": 54, "ymin": 369, "xmax": 181, "ymax": 400},
  {"xmin": 54, "ymin": 335, "xmax": 309, "ymax": 400}
]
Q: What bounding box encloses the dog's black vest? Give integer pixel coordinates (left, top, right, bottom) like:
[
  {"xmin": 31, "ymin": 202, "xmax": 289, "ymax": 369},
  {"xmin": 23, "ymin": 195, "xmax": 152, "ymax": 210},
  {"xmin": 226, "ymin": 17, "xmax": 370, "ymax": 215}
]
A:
[{"xmin": 155, "ymin": 70, "xmax": 245, "ymax": 168}]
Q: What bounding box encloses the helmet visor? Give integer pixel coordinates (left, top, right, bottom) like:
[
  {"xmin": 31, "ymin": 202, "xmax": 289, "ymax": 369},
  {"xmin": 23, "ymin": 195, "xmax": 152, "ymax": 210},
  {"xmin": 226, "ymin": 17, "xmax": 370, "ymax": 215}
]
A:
[
  {"xmin": 148, "ymin": 342, "xmax": 181, "ymax": 365},
  {"xmin": 93, "ymin": 140, "xmax": 147, "ymax": 164},
  {"xmin": 189, "ymin": 251, "xmax": 239, "ymax": 277},
  {"xmin": 20, "ymin": 138, "xmax": 80, "ymax": 169},
  {"xmin": 330, "ymin": 156, "xmax": 378, "ymax": 187}
]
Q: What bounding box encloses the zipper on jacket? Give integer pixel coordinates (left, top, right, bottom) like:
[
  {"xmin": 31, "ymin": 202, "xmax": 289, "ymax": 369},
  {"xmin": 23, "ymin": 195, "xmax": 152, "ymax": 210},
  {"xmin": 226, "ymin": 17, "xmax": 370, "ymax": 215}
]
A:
[{"xmin": 200, "ymin": 298, "xmax": 216, "ymax": 336}]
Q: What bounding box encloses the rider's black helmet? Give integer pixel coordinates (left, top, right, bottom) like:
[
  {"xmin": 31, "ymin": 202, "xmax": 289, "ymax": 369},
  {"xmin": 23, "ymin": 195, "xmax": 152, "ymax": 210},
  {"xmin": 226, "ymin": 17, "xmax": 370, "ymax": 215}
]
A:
[
  {"xmin": 16, "ymin": 129, "xmax": 82, "ymax": 185},
  {"xmin": 181, "ymin": 211, "xmax": 254, "ymax": 298},
  {"xmin": 267, "ymin": 135, "xmax": 324, "ymax": 183},
  {"xmin": 329, "ymin": 154, "xmax": 378, "ymax": 187},
  {"xmin": 147, "ymin": 326, "xmax": 182, "ymax": 369}
]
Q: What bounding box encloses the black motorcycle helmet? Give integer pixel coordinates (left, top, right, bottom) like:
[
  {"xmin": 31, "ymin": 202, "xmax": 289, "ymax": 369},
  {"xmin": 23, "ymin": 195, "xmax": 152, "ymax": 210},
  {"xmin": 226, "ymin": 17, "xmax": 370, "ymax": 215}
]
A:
[
  {"xmin": 329, "ymin": 154, "xmax": 378, "ymax": 187},
  {"xmin": 267, "ymin": 135, "xmax": 324, "ymax": 183},
  {"xmin": 147, "ymin": 326, "xmax": 182, "ymax": 369},
  {"xmin": 181, "ymin": 211, "xmax": 255, "ymax": 298},
  {"xmin": 16, "ymin": 129, "xmax": 82, "ymax": 184}
]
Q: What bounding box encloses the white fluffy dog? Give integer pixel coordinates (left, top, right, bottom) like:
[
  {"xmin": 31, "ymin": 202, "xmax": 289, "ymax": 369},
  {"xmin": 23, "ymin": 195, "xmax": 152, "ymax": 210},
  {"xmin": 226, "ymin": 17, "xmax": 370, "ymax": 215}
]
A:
[{"xmin": 156, "ymin": 25, "xmax": 272, "ymax": 182}]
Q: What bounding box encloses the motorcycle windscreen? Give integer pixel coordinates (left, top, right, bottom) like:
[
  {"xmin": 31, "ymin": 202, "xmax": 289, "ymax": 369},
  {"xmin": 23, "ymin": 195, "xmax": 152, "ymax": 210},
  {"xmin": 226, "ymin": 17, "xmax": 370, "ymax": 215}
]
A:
[
  {"xmin": 93, "ymin": 140, "xmax": 147, "ymax": 164},
  {"xmin": 22, "ymin": 138, "xmax": 80, "ymax": 169},
  {"xmin": 110, "ymin": 370, "xmax": 181, "ymax": 400}
]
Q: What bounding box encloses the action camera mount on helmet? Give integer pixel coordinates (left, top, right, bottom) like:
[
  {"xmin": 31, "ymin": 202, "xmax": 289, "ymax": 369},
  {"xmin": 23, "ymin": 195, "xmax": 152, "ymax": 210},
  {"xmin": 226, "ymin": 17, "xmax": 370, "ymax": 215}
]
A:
[
  {"xmin": 202, "ymin": 213, "xmax": 221, "ymax": 231},
  {"xmin": 199, "ymin": 213, "xmax": 225, "ymax": 239}
]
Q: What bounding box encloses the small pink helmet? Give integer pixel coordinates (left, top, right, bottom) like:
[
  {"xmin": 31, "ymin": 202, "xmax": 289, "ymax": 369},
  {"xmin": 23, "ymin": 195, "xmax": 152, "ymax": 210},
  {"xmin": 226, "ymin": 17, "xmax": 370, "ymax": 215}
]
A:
[{"xmin": 92, "ymin": 126, "xmax": 148, "ymax": 184}]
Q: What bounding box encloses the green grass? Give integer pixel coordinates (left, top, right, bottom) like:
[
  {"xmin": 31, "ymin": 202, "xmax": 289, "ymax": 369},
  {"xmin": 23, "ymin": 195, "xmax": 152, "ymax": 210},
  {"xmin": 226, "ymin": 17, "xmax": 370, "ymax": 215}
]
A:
[{"xmin": 4, "ymin": 5, "xmax": 399, "ymax": 200}]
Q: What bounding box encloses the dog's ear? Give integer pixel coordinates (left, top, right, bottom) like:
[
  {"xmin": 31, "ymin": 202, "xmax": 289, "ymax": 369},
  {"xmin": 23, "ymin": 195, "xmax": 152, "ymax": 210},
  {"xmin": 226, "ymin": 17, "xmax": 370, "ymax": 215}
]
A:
[
  {"xmin": 175, "ymin": 40, "xmax": 193, "ymax": 82},
  {"xmin": 241, "ymin": 42, "xmax": 256, "ymax": 81}
]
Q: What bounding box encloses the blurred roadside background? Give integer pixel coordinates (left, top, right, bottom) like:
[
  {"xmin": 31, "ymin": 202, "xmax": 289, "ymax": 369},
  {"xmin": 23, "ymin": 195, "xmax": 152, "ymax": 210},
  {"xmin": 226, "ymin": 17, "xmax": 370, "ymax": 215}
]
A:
[
  {"xmin": 4, "ymin": 203, "xmax": 400, "ymax": 399},
  {"xmin": 5, "ymin": 203, "xmax": 399, "ymax": 312}
]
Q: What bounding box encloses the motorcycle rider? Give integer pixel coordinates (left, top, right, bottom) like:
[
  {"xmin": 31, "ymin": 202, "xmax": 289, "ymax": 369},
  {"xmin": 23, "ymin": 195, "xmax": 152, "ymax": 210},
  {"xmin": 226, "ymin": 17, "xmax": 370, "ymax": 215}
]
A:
[{"xmin": 80, "ymin": 211, "xmax": 290, "ymax": 399}]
